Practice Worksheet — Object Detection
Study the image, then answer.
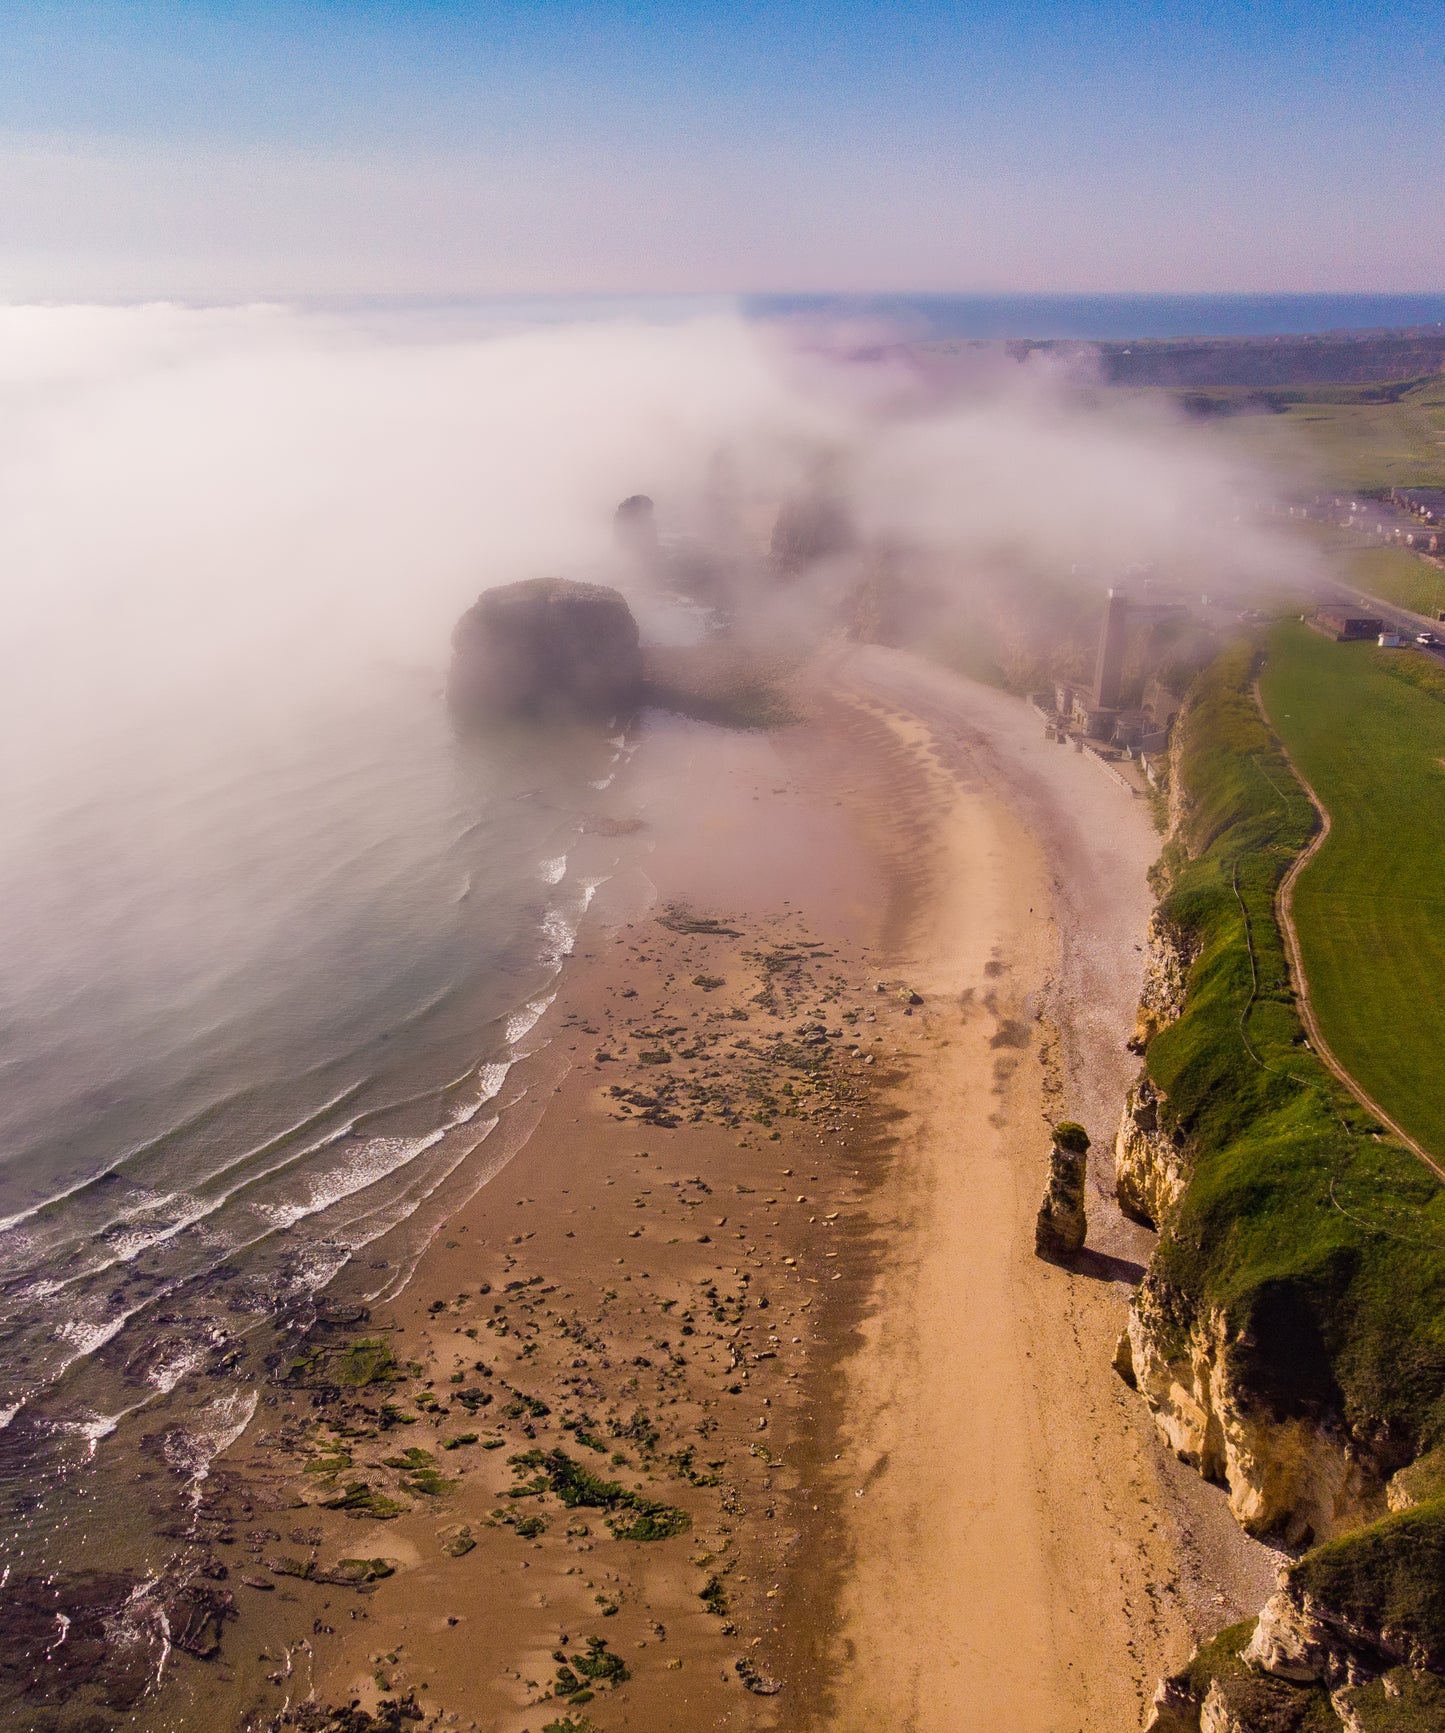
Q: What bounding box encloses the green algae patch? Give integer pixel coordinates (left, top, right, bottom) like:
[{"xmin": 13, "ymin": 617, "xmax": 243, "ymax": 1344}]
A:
[{"xmin": 508, "ymin": 1448, "xmax": 689, "ymax": 1540}]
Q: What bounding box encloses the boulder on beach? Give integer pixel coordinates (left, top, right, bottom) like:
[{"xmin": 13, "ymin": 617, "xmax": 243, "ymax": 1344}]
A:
[
  {"xmin": 1035, "ymin": 1121, "xmax": 1090, "ymax": 1260},
  {"xmin": 613, "ymin": 494, "xmax": 659, "ymax": 558},
  {"xmin": 447, "ymin": 577, "xmax": 644, "ymax": 726}
]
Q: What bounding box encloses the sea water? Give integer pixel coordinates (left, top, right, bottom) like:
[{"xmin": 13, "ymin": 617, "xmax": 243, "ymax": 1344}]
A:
[{"xmin": 0, "ymin": 649, "xmax": 630, "ymax": 1715}]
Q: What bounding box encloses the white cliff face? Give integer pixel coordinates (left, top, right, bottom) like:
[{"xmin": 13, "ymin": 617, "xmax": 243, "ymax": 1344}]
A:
[
  {"xmin": 1125, "ymin": 1303, "xmax": 1384, "ymax": 1545},
  {"xmin": 1115, "ymin": 1073, "xmax": 1192, "ymax": 1228},
  {"xmin": 1385, "ymin": 1443, "xmax": 1445, "ymax": 1513},
  {"xmin": 1199, "ymin": 1680, "xmax": 1247, "ymax": 1733},
  {"xmin": 1248, "ymin": 1575, "xmax": 1443, "ymax": 1687},
  {"xmin": 1144, "ymin": 1675, "xmax": 1203, "ymax": 1732},
  {"xmin": 1130, "ymin": 910, "xmax": 1197, "ymax": 1052},
  {"xmin": 1245, "ymin": 1588, "xmax": 1328, "ymax": 1683},
  {"xmin": 1166, "ymin": 715, "xmax": 1195, "ymax": 840},
  {"xmin": 1116, "ymin": 911, "xmax": 1197, "ymax": 1225}
]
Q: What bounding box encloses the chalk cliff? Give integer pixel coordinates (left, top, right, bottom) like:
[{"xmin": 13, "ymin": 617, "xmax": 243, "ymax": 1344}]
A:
[
  {"xmin": 1127, "ymin": 645, "xmax": 1445, "ymax": 1727},
  {"xmin": 1121, "ymin": 1298, "xmax": 1384, "ymax": 1544},
  {"xmin": 1145, "ymin": 1499, "xmax": 1445, "ymax": 1730},
  {"xmin": 1114, "ymin": 1074, "xmax": 1193, "ymax": 1230}
]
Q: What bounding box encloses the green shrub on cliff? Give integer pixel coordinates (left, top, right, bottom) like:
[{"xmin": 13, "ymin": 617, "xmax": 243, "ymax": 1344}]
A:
[
  {"xmin": 1292, "ymin": 1500, "xmax": 1445, "ymax": 1674},
  {"xmin": 1144, "ymin": 641, "xmax": 1445, "ymax": 1454},
  {"xmin": 1051, "ymin": 1121, "xmax": 1091, "ymax": 1154}
]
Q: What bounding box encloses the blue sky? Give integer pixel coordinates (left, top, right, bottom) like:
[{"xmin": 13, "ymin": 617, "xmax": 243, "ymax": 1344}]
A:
[{"xmin": 0, "ymin": 0, "xmax": 1440, "ymax": 299}]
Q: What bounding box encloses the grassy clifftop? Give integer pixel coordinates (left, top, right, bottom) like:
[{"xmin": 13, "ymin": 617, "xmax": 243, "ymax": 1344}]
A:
[
  {"xmin": 1260, "ymin": 625, "xmax": 1445, "ymax": 1160},
  {"xmin": 1144, "ymin": 639, "xmax": 1445, "ymax": 1450},
  {"xmin": 1198, "ymin": 373, "xmax": 1445, "ymax": 491},
  {"xmin": 1143, "ymin": 639, "xmax": 1445, "ymax": 1727}
]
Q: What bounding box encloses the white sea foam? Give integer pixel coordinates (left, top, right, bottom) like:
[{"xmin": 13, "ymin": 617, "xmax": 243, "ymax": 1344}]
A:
[
  {"xmin": 504, "ymin": 995, "xmax": 555, "ymax": 1046},
  {"xmin": 540, "ymin": 908, "xmax": 578, "ymax": 965},
  {"xmin": 539, "ymin": 854, "xmax": 568, "ymax": 884},
  {"xmin": 451, "ymin": 1061, "xmax": 512, "ymax": 1123},
  {"xmin": 146, "ymin": 1341, "xmax": 208, "ymax": 1394},
  {"xmin": 337, "ymin": 1116, "xmax": 500, "ymax": 1260},
  {"xmin": 251, "ymin": 1126, "xmax": 449, "ymax": 1232},
  {"xmin": 51, "ymin": 1408, "xmax": 128, "ymax": 1456},
  {"xmin": 0, "ymin": 1167, "xmax": 116, "ymax": 1237},
  {"xmin": 105, "ymin": 1193, "xmax": 210, "ymax": 1264},
  {"xmin": 57, "ymin": 1314, "xmax": 128, "ymax": 1357},
  {"xmin": 0, "ymin": 1082, "xmax": 369, "ymax": 1282},
  {"xmin": 167, "ymin": 1386, "xmax": 260, "ymax": 1491}
]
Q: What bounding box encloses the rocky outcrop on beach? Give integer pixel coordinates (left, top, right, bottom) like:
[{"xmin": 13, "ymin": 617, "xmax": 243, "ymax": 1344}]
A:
[
  {"xmin": 1035, "ymin": 1123, "xmax": 1089, "ymax": 1260},
  {"xmin": 613, "ymin": 493, "xmax": 659, "ymax": 558},
  {"xmin": 447, "ymin": 577, "xmax": 643, "ymax": 726}
]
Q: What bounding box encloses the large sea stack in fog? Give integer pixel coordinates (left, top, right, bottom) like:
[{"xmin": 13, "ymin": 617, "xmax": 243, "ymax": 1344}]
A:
[{"xmin": 446, "ymin": 576, "xmax": 644, "ymax": 725}]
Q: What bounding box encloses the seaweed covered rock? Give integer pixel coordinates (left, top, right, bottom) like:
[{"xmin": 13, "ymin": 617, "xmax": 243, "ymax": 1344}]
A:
[
  {"xmin": 447, "ymin": 578, "xmax": 643, "ymax": 726},
  {"xmin": 1035, "ymin": 1122, "xmax": 1090, "ymax": 1260}
]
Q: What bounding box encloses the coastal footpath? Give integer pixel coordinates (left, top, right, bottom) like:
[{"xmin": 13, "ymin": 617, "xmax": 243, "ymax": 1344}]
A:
[{"xmin": 1116, "ymin": 639, "xmax": 1445, "ymax": 1731}]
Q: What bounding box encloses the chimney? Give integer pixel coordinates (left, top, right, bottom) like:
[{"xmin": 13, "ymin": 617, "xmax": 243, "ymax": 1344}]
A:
[{"xmin": 1093, "ymin": 588, "xmax": 1128, "ymax": 710}]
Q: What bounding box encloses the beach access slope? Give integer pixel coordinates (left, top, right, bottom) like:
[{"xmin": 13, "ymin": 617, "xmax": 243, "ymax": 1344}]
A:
[{"xmin": 206, "ymin": 647, "xmax": 1274, "ymax": 1733}]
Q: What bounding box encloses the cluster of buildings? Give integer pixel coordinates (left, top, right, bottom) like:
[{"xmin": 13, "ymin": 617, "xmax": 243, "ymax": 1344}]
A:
[
  {"xmin": 1285, "ymin": 493, "xmax": 1444, "ymax": 555},
  {"xmin": 1391, "ymin": 487, "xmax": 1445, "ymax": 530}
]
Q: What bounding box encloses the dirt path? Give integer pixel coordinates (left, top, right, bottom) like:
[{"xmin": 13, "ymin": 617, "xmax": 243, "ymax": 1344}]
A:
[{"xmin": 1254, "ymin": 680, "xmax": 1445, "ymax": 1185}]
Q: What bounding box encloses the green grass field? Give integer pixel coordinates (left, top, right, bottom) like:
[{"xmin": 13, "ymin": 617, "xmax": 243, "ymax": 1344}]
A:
[
  {"xmin": 1344, "ymin": 545, "xmax": 1445, "ymax": 619},
  {"xmin": 1185, "ymin": 376, "xmax": 1445, "ymax": 491},
  {"xmin": 1148, "ymin": 640, "xmax": 1445, "ymax": 1705},
  {"xmin": 1260, "ymin": 624, "xmax": 1445, "ymax": 1161},
  {"xmin": 1142, "ymin": 642, "xmax": 1445, "ymax": 1456}
]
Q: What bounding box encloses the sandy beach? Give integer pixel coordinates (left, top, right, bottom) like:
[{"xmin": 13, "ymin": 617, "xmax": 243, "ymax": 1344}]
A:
[{"xmin": 197, "ymin": 648, "xmax": 1276, "ymax": 1733}]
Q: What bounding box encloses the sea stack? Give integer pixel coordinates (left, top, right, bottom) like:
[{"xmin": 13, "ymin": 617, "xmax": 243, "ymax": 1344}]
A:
[
  {"xmin": 1035, "ymin": 1121, "xmax": 1090, "ymax": 1260},
  {"xmin": 613, "ymin": 493, "xmax": 659, "ymax": 558},
  {"xmin": 447, "ymin": 577, "xmax": 643, "ymax": 727},
  {"xmin": 769, "ymin": 485, "xmax": 854, "ymax": 578}
]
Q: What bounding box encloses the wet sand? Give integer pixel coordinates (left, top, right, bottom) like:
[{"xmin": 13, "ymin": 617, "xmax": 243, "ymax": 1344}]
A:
[{"xmin": 198, "ymin": 650, "xmax": 1274, "ymax": 1733}]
